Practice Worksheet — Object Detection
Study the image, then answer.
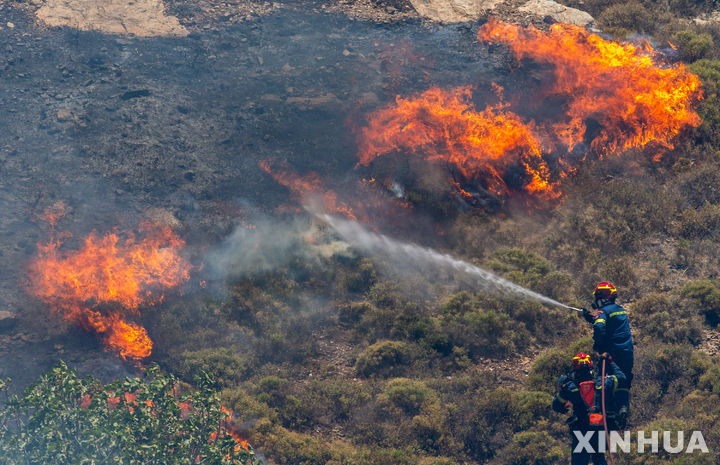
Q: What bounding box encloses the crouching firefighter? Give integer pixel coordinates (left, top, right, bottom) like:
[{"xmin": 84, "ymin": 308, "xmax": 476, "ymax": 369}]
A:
[
  {"xmin": 581, "ymin": 282, "xmax": 633, "ymax": 426},
  {"xmin": 552, "ymin": 352, "xmax": 626, "ymax": 465}
]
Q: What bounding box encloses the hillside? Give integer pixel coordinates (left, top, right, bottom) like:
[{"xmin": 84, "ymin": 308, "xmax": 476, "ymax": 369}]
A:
[{"xmin": 2, "ymin": 0, "xmax": 720, "ymax": 464}]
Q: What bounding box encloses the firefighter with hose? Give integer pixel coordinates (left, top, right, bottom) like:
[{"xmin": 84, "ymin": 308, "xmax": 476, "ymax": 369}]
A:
[
  {"xmin": 581, "ymin": 282, "xmax": 633, "ymax": 427},
  {"xmin": 552, "ymin": 352, "xmax": 625, "ymax": 465}
]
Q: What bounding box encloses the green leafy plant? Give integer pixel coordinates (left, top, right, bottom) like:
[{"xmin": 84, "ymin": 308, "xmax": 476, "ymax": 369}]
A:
[{"xmin": 0, "ymin": 362, "xmax": 259, "ymax": 465}]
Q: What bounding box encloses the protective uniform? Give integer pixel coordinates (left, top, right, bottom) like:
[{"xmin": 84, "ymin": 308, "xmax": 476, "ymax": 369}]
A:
[
  {"xmin": 583, "ymin": 283, "xmax": 634, "ymax": 419},
  {"xmin": 552, "ymin": 354, "xmax": 625, "ymax": 465}
]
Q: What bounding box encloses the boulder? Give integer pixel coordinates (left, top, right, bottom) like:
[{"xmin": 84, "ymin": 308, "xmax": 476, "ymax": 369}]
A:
[
  {"xmin": 36, "ymin": 0, "xmax": 188, "ymax": 37},
  {"xmin": 0, "ymin": 311, "xmax": 17, "ymax": 332},
  {"xmin": 408, "ymin": 0, "xmax": 503, "ymax": 22},
  {"xmin": 518, "ymin": 0, "xmax": 594, "ymax": 26}
]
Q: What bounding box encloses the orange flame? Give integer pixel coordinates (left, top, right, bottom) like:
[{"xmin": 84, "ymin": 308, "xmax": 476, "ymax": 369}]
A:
[
  {"xmin": 477, "ymin": 19, "xmax": 703, "ymax": 154},
  {"xmin": 357, "ymin": 86, "xmax": 559, "ymax": 198},
  {"xmin": 259, "ymin": 160, "xmax": 361, "ymax": 219},
  {"xmin": 28, "ymin": 224, "xmax": 191, "ymax": 360}
]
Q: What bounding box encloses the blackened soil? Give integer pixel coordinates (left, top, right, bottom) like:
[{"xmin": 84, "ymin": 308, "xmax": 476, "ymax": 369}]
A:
[{"xmin": 0, "ymin": 2, "xmax": 506, "ymax": 388}]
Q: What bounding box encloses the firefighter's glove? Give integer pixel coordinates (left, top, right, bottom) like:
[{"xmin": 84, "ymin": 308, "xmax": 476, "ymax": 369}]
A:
[
  {"xmin": 581, "ymin": 307, "xmax": 595, "ymax": 324},
  {"xmin": 557, "ymin": 374, "xmax": 569, "ymax": 389}
]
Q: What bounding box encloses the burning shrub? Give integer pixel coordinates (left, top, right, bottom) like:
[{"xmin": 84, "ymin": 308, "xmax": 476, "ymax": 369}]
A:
[
  {"xmin": 478, "ymin": 19, "xmax": 703, "ymax": 156},
  {"xmin": 358, "ymin": 86, "xmax": 557, "ymax": 200},
  {"xmin": 27, "ymin": 223, "xmax": 192, "ymax": 360}
]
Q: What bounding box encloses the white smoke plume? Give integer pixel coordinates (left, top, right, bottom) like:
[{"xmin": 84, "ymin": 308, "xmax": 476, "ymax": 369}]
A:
[{"xmin": 317, "ymin": 211, "xmax": 574, "ymax": 310}]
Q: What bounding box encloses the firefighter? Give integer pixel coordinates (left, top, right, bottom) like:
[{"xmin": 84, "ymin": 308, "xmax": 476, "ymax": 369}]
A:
[
  {"xmin": 581, "ymin": 282, "xmax": 633, "ymax": 426},
  {"xmin": 552, "ymin": 353, "xmax": 626, "ymax": 465}
]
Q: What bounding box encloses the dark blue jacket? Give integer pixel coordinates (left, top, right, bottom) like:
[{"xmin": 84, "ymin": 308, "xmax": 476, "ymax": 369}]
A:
[
  {"xmin": 552, "ymin": 362, "xmax": 626, "ymax": 423},
  {"xmin": 593, "ymin": 303, "xmax": 634, "ymax": 354}
]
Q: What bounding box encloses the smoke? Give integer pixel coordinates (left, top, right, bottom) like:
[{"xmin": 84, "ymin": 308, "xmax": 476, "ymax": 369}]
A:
[
  {"xmin": 203, "ymin": 213, "xmax": 311, "ymax": 281},
  {"xmin": 317, "ymin": 211, "xmax": 571, "ymax": 309}
]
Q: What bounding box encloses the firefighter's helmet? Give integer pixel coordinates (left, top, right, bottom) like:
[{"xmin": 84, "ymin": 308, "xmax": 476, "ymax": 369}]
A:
[
  {"xmin": 572, "ymin": 352, "xmax": 593, "ymax": 371},
  {"xmin": 593, "ymin": 282, "xmax": 617, "ymax": 301}
]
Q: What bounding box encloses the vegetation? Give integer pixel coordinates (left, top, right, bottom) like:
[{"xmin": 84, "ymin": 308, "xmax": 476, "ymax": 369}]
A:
[
  {"xmin": 10, "ymin": 9, "xmax": 720, "ymax": 465},
  {"xmin": 0, "ymin": 362, "xmax": 259, "ymax": 465}
]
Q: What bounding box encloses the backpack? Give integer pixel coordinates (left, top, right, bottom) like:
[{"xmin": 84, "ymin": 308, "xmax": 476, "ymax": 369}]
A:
[{"xmin": 578, "ymin": 380, "xmax": 604, "ymax": 426}]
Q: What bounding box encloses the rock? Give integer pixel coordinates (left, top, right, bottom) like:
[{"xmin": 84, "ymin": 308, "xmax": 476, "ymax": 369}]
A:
[
  {"xmin": 286, "ymin": 93, "xmax": 342, "ymax": 110},
  {"xmin": 35, "ymin": 0, "xmax": 188, "ymax": 37},
  {"xmin": 145, "ymin": 207, "xmax": 181, "ymax": 228},
  {"xmin": 408, "ymin": 0, "xmax": 502, "ymax": 22},
  {"xmin": 518, "ymin": 0, "xmax": 594, "ymax": 26},
  {"xmin": 56, "ymin": 109, "xmax": 72, "ymax": 121},
  {"xmin": 120, "ymin": 89, "xmax": 151, "ymax": 100},
  {"xmin": 6, "ymin": 22, "xmax": 14, "ymax": 29},
  {"xmin": 694, "ymin": 11, "xmax": 720, "ymax": 26},
  {"xmin": 0, "ymin": 311, "xmax": 16, "ymax": 332}
]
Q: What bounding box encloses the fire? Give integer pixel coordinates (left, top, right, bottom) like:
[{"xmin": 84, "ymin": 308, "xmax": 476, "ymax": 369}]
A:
[
  {"xmin": 357, "ymin": 21, "xmax": 702, "ymax": 203},
  {"xmin": 259, "ymin": 160, "xmax": 361, "ymax": 219},
  {"xmin": 477, "ymin": 19, "xmax": 703, "ymax": 154},
  {"xmin": 357, "ymin": 86, "xmax": 559, "ymax": 198},
  {"xmin": 28, "ymin": 223, "xmax": 191, "ymax": 360}
]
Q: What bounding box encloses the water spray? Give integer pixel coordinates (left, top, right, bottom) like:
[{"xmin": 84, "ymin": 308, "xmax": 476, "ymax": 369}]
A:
[{"xmin": 316, "ymin": 212, "xmax": 582, "ymax": 313}]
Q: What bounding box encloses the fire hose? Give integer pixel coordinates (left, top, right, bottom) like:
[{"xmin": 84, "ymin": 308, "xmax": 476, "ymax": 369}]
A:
[{"xmin": 601, "ymin": 357, "xmax": 616, "ymax": 465}]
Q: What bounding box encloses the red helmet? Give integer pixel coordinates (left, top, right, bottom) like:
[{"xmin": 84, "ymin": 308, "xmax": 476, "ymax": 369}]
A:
[
  {"xmin": 593, "ymin": 282, "xmax": 617, "ymax": 300},
  {"xmin": 572, "ymin": 352, "xmax": 593, "ymax": 371}
]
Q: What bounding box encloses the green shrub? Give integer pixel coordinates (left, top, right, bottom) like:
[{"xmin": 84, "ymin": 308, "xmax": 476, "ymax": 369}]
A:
[
  {"xmin": 632, "ymin": 293, "xmax": 703, "ymax": 344},
  {"xmin": 338, "ymin": 301, "xmax": 372, "ymax": 326},
  {"xmin": 678, "ymin": 164, "xmax": 720, "ymax": 208},
  {"xmin": 679, "ymin": 279, "xmax": 720, "ymax": 326},
  {"xmin": 178, "ymin": 347, "xmax": 250, "ymax": 387},
  {"xmin": 297, "ymin": 378, "xmax": 372, "ymax": 422},
  {"xmin": 673, "ymin": 30, "xmax": 714, "ymax": 62},
  {"xmin": 689, "ymin": 59, "xmax": 720, "ymax": 146},
  {"xmin": 526, "ymin": 337, "xmax": 593, "ymax": 392},
  {"xmin": 495, "ymin": 430, "xmax": 565, "ymax": 465},
  {"xmin": 345, "ymin": 259, "xmax": 377, "ymax": 293},
  {"xmin": 355, "ymin": 340, "xmax": 415, "ymax": 377},
  {"xmin": 598, "ymin": 2, "xmax": 655, "ymax": 34},
  {"xmin": 511, "ymin": 391, "xmax": 554, "ymax": 430},
  {"xmin": 678, "ymin": 203, "xmax": 720, "ymax": 239},
  {"xmin": 0, "ymin": 363, "xmax": 259, "ymax": 465},
  {"xmin": 381, "ymin": 378, "xmax": 435, "ymax": 415}
]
